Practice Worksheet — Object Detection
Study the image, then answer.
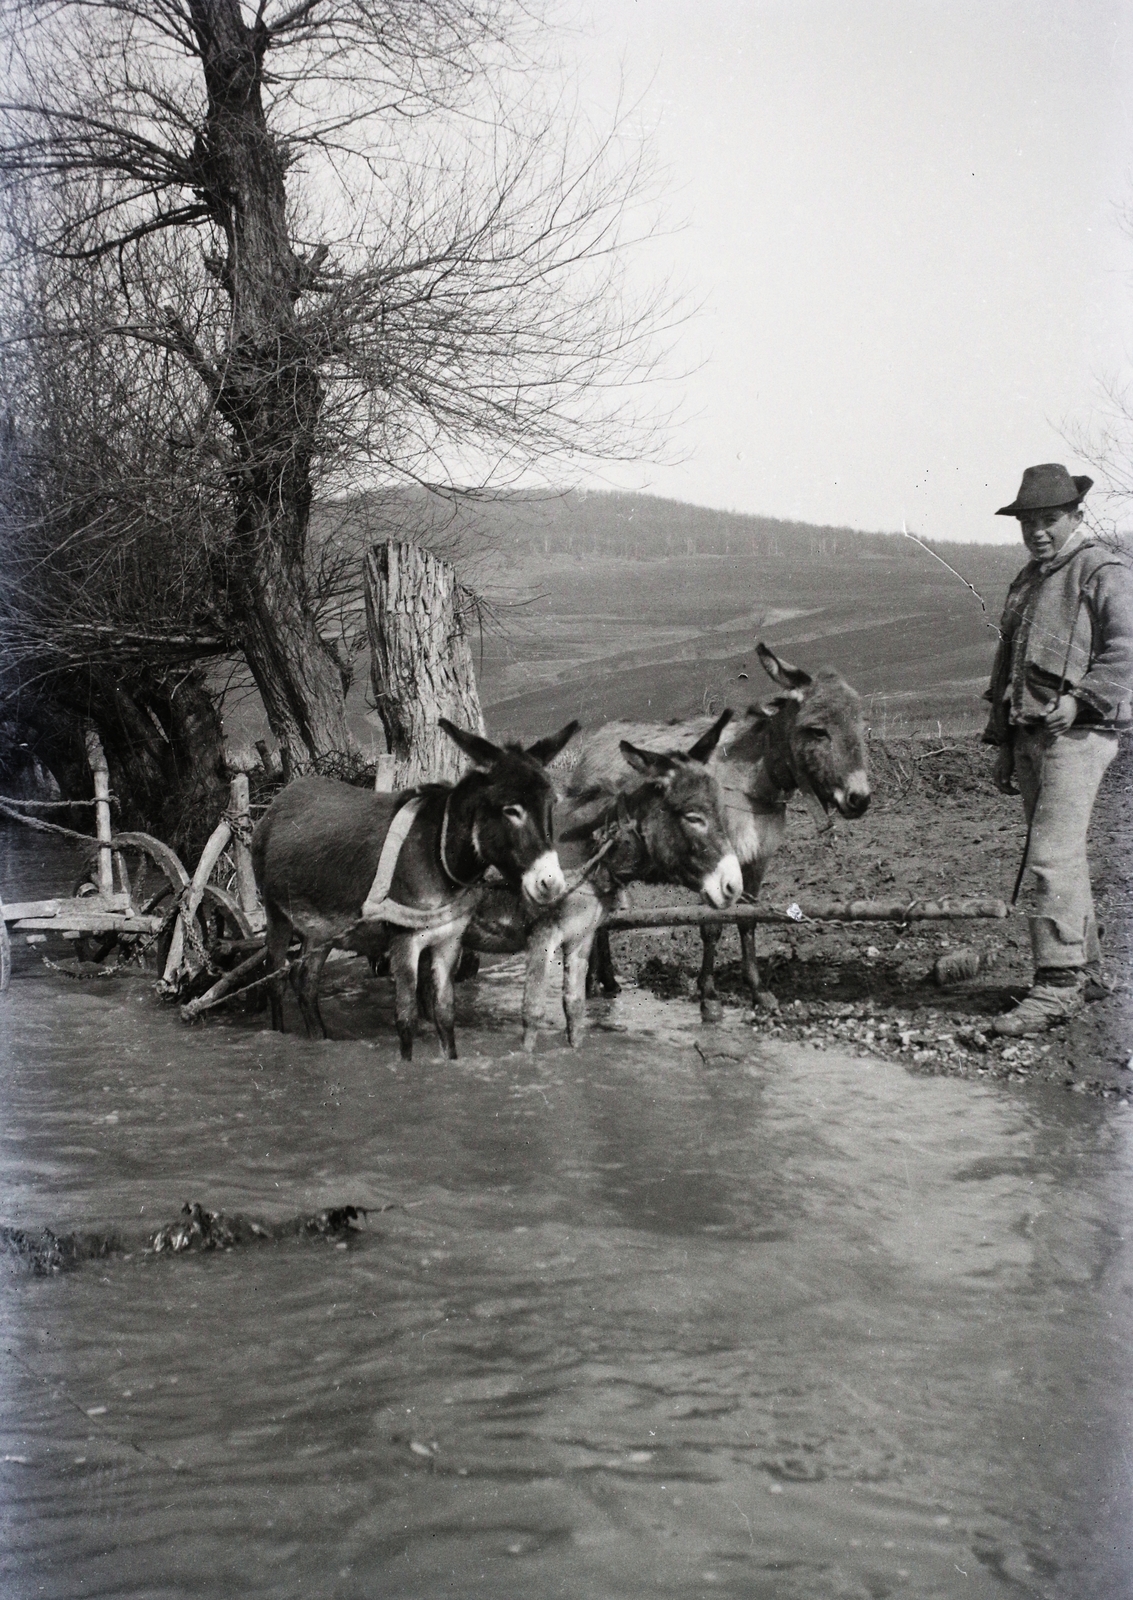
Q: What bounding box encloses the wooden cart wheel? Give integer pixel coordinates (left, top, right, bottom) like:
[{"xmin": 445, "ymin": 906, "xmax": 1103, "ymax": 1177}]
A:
[{"xmin": 71, "ymin": 832, "xmax": 191, "ymax": 966}]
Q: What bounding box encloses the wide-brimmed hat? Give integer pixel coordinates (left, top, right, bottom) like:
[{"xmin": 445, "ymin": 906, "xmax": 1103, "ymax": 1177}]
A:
[{"xmin": 996, "ymin": 463, "xmax": 1093, "ymax": 516}]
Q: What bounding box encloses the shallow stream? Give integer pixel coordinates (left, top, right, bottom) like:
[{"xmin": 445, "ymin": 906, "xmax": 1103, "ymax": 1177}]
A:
[{"xmin": 1, "ymin": 829, "xmax": 1130, "ymax": 1598}]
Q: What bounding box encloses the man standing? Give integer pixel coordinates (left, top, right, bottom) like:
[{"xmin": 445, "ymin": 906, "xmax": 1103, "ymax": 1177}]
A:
[{"xmin": 984, "ymin": 464, "xmax": 1133, "ymax": 1036}]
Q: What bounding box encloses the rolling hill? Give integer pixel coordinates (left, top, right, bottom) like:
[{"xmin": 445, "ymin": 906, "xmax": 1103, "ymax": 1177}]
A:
[{"xmin": 234, "ymin": 489, "xmax": 1029, "ymax": 752}]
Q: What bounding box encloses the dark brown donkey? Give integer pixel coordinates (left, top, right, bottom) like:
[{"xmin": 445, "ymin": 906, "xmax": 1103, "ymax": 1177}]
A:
[
  {"xmin": 569, "ymin": 644, "xmax": 870, "ymax": 1016},
  {"xmin": 252, "ymin": 719, "xmax": 578, "ymax": 1058},
  {"xmin": 467, "ymin": 711, "xmax": 742, "ymax": 1050}
]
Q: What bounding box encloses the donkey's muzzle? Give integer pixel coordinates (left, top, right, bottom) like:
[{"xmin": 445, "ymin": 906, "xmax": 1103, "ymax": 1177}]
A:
[
  {"xmin": 522, "ymin": 851, "xmax": 567, "ymax": 905},
  {"xmin": 833, "ymin": 774, "xmax": 871, "ymax": 819},
  {"xmin": 702, "ymin": 852, "xmax": 743, "ymax": 909}
]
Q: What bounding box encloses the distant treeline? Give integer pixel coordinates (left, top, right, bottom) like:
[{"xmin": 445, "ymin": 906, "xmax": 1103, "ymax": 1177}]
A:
[{"xmin": 314, "ymin": 486, "xmax": 1026, "ymax": 572}]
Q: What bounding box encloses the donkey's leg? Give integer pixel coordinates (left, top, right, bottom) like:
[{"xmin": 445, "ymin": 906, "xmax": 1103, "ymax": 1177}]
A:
[
  {"xmin": 586, "ymin": 926, "xmax": 620, "ymax": 997},
  {"xmin": 454, "ymin": 946, "xmax": 480, "ymax": 983},
  {"xmin": 390, "ymin": 934, "xmax": 422, "ymax": 1061},
  {"xmin": 564, "ymin": 930, "xmax": 598, "ymax": 1047},
  {"xmin": 698, "ymin": 925, "xmax": 724, "ymax": 1023},
  {"xmin": 738, "ymin": 861, "xmax": 778, "ymax": 1012},
  {"xmin": 416, "ymin": 959, "xmax": 436, "ymax": 1023},
  {"xmin": 429, "ymin": 931, "xmax": 463, "ymax": 1060},
  {"xmin": 263, "ymin": 909, "xmax": 292, "ymax": 1033},
  {"xmin": 522, "ymin": 921, "xmax": 561, "ymax": 1054},
  {"xmin": 295, "ymin": 944, "xmax": 332, "ymax": 1039},
  {"xmin": 737, "ymin": 923, "xmax": 762, "ymax": 1000}
]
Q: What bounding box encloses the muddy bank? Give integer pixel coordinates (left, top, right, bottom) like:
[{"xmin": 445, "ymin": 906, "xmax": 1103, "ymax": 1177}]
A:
[{"xmin": 623, "ymin": 734, "xmax": 1133, "ymax": 1100}]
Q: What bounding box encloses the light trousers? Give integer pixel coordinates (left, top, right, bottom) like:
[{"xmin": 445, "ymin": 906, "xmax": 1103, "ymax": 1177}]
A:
[{"xmin": 1012, "ymin": 726, "xmax": 1118, "ymax": 971}]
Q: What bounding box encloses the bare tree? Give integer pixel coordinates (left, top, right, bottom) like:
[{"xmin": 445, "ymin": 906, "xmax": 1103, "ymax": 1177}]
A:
[
  {"xmin": 0, "ymin": 233, "xmax": 235, "ymax": 850},
  {"xmin": 0, "ymin": 0, "xmax": 667, "ymax": 775}
]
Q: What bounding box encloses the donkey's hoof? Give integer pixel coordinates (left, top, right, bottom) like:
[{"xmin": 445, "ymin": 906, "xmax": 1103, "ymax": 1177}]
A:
[
  {"xmin": 601, "ymin": 979, "xmax": 621, "ymax": 997},
  {"xmin": 521, "ymin": 1029, "xmax": 538, "ymax": 1054},
  {"xmin": 755, "ymin": 992, "xmax": 780, "ymax": 1014},
  {"xmin": 700, "ymin": 998, "xmax": 724, "ymax": 1024}
]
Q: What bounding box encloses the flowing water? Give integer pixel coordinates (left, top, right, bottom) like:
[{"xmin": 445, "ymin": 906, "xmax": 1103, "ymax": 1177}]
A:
[{"xmin": 1, "ymin": 830, "xmax": 1131, "ymax": 1599}]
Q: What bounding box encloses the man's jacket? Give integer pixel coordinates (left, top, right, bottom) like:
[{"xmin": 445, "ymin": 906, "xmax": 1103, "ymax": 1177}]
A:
[{"xmin": 982, "ymin": 535, "xmax": 1133, "ymax": 745}]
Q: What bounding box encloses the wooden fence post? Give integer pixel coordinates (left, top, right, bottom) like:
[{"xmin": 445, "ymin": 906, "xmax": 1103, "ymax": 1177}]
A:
[
  {"xmin": 373, "ymin": 754, "xmax": 398, "ymax": 793},
  {"xmin": 228, "ymin": 772, "xmax": 260, "ymax": 918},
  {"xmin": 84, "ymin": 730, "xmax": 114, "ymax": 898},
  {"xmin": 364, "ymin": 541, "xmax": 486, "ymax": 787}
]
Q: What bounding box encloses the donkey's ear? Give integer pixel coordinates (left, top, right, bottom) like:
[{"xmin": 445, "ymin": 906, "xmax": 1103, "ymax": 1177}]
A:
[
  {"xmin": 745, "ymin": 704, "xmax": 775, "ymax": 729},
  {"xmin": 526, "ymin": 720, "xmax": 580, "ymax": 765},
  {"xmin": 757, "ymin": 642, "xmax": 812, "ymax": 689},
  {"xmin": 439, "ymin": 719, "xmax": 504, "ymax": 769},
  {"xmin": 619, "ymin": 740, "xmax": 678, "ymax": 785},
  {"xmin": 686, "ymin": 709, "xmax": 732, "ymax": 764}
]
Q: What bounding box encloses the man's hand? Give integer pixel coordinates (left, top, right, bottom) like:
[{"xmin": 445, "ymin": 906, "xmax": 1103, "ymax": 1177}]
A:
[
  {"xmin": 992, "ymin": 744, "xmax": 1017, "ymax": 794},
  {"xmin": 1043, "ymin": 693, "xmax": 1079, "ymax": 734}
]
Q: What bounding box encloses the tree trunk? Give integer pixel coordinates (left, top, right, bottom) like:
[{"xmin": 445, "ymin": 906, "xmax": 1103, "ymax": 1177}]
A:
[
  {"xmin": 365, "ymin": 542, "xmax": 486, "ymax": 787},
  {"xmin": 235, "ymin": 537, "xmax": 355, "ymax": 777},
  {"xmin": 185, "ymin": 0, "xmax": 355, "ymax": 775}
]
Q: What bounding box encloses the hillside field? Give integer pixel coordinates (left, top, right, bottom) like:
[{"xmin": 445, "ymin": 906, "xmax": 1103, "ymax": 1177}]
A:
[
  {"xmin": 324, "ymin": 490, "xmax": 1024, "ymax": 748},
  {"xmin": 224, "ymin": 490, "xmax": 1026, "ymax": 751},
  {"xmin": 470, "ymin": 543, "xmax": 1020, "ymax": 744}
]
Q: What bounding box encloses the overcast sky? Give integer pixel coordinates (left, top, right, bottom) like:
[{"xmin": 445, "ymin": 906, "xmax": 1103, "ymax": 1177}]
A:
[{"xmin": 567, "ymin": 0, "xmax": 1133, "ymax": 542}]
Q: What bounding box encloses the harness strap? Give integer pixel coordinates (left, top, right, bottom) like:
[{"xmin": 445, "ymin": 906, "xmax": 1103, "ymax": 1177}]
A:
[
  {"xmin": 361, "ymin": 795, "xmax": 482, "ymax": 931},
  {"xmin": 439, "ymin": 790, "xmax": 481, "ymax": 887}
]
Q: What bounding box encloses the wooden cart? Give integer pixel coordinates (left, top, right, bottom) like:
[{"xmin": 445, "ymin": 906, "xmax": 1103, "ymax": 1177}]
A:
[{"xmin": 0, "ymin": 732, "xmax": 262, "ymax": 995}]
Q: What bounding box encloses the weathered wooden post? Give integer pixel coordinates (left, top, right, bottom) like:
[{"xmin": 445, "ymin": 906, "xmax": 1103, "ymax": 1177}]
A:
[
  {"xmin": 364, "ymin": 542, "xmax": 486, "ymax": 788},
  {"xmin": 373, "ymin": 753, "xmax": 398, "ymax": 794},
  {"xmin": 84, "ymin": 730, "xmax": 114, "ymax": 898},
  {"xmin": 222, "ymin": 751, "xmax": 261, "ymax": 922}
]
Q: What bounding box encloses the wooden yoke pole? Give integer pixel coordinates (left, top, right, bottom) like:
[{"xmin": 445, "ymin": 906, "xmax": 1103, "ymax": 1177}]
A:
[
  {"xmin": 603, "ymin": 897, "xmax": 1008, "ymax": 931},
  {"xmin": 84, "ymin": 730, "xmax": 113, "ymax": 897}
]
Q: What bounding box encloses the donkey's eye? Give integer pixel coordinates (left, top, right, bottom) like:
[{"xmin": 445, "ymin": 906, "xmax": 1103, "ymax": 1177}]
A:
[
  {"xmin": 683, "ymin": 812, "xmax": 708, "ymax": 830},
  {"xmin": 801, "ymin": 727, "xmax": 830, "ymax": 740},
  {"xmin": 502, "ymin": 804, "xmax": 527, "ymax": 824}
]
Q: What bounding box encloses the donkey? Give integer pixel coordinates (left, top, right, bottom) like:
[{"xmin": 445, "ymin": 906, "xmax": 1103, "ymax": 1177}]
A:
[
  {"xmin": 251, "ymin": 719, "xmax": 578, "ymax": 1059},
  {"xmin": 466, "ymin": 711, "xmax": 743, "ymax": 1050},
  {"xmin": 570, "ymin": 644, "xmax": 870, "ymax": 1017}
]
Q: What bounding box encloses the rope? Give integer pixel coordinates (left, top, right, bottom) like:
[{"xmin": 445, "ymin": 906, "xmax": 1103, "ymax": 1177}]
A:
[
  {"xmin": 0, "ymin": 799, "xmax": 99, "ymax": 845},
  {"xmin": 0, "ymin": 795, "xmax": 104, "ymax": 809}
]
